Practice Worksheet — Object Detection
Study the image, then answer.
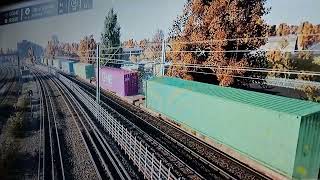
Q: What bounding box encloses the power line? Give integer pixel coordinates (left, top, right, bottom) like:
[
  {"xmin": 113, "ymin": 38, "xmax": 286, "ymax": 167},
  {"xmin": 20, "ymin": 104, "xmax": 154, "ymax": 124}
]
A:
[
  {"xmin": 169, "ymin": 63, "xmax": 320, "ymax": 77},
  {"xmin": 170, "ymin": 63, "xmax": 320, "ymax": 74},
  {"xmin": 166, "ymin": 33, "xmax": 320, "ymax": 45},
  {"xmin": 166, "ymin": 67, "xmax": 320, "ymax": 87},
  {"xmin": 166, "ymin": 49, "xmax": 320, "ymax": 53},
  {"xmin": 41, "ymin": 55, "xmax": 320, "ymax": 77}
]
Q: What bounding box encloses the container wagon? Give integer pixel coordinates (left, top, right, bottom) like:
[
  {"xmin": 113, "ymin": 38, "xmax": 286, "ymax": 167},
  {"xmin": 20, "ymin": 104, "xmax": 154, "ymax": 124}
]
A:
[
  {"xmin": 53, "ymin": 59, "xmax": 61, "ymax": 69},
  {"xmin": 40, "ymin": 58, "xmax": 46, "ymax": 65},
  {"xmin": 47, "ymin": 59, "xmax": 53, "ymax": 66},
  {"xmin": 61, "ymin": 60, "xmax": 77, "ymax": 75},
  {"xmin": 74, "ymin": 63, "xmax": 94, "ymax": 80},
  {"xmin": 146, "ymin": 77, "xmax": 320, "ymax": 179},
  {"xmin": 97, "ymin": 67, "xmax": 138, "ymax": 96}
]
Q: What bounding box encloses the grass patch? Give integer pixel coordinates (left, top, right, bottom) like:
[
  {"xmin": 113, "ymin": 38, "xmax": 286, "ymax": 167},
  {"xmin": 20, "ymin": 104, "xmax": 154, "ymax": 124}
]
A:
[
  {"xmin": 0, "ymin": 89, "xmax": 31, "ymax": 179},
  {"xmin": 8, "ymin": 98, "xmax": 28, "ymax": 138},
  {"xmin": 0, "ymin": 104, "xmax": 14, "ymax": 120},
  {"xmin": 0, "ymin": 139, "xmax": 19, "ymax": 179},
  {"xmin": 9, "ymin": 112, "xmax": 25, "ymax": 138}
]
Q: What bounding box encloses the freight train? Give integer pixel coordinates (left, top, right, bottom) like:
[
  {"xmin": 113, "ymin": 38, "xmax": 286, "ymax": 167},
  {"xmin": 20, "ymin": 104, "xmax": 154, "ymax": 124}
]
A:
[{"xmin": 41, "ymin": 58, "xmax": 139, "ymax": 97}]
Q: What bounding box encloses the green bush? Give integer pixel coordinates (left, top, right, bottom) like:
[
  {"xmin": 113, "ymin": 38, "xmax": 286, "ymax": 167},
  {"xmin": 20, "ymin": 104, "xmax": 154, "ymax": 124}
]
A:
[
  {"xmin": 9, "ymin": 112, "xmax": 25, "ymax": 138},
  {"xmin": 0, "ymin": 141, "xmax": 18, "ymax": 179}
]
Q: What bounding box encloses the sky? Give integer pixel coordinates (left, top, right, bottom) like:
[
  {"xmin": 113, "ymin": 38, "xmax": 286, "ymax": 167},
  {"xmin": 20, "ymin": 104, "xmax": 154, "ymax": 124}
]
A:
[
  {"xmin": 0, "ymin": 0, "xmax": 320, "ymax": 49},
  {"xmin": 264, "ymin": 0, "xmax": 320, "ymax": 25}
]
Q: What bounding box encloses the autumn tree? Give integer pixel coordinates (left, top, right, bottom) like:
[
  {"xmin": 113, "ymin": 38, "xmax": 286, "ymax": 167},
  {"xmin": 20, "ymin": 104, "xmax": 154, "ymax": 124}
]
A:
[
  {"xmin": 138, "ymin": 39, "xmax": 148, "ymax": 49},
  {"xmin": 123, "ymin": 39, "xmax": 137, "ymax": 48},
  {"xmin": 268, "ymin": 25, "xmax": 277, "ymax": 36},
  {"xmin": 78, "ymin": 35, "xmax": 97, "ymax": 64},
  {"xmin": 269, "ymin": 22, "xmax": 320, "ymax": 102},
  {"xmin": 297, "ymin": 21, "xmax": 318, "ymax": 50},
  {"xmin": 125, "ymin": 30, "xmax": 164, "ymax": 63},
  {"xmin": 143, "ymin": 29, "xmax": 164, "ymax": 61},
  {"xmin": 27, "ymin": 47, "xmax": 35, "ymax": 64},
  {"xmin": 45, "ymin": 39, "xmax": 57, "ymax": 59},
  {"xmin": 276, "ymin": 23, "xmax": 291, "ymax": 36},
  {"xmin": 101, "ymin": 8, "xmax": 121, "ymax": 67},
  {"xmin": 129, "ymin": 55, "xmax": 138, "ymax": 63},
  {"xmin": 266, "ymin": 38, "xmax": 295, "ymax": 78},
  {"xmin": 167, "ymin": 0, "xmax": 269, "ymax": 86}
]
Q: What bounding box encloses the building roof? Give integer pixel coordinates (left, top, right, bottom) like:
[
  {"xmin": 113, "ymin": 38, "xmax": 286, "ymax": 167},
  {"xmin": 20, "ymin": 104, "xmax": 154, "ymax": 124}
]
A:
[
  {"xmin": 122, "ymin": 47, "xmax": 143, "ymax": 53},
  {"xmin": 260, "ymin": 35, "xmax": 297, "ymax": 52},
  {"xmin": 308, "ymin": 42, "xmax": 320, "ymax": 55}
]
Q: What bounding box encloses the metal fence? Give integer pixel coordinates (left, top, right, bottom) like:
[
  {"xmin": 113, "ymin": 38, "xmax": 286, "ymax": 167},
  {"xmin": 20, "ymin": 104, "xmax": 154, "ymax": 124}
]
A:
[
  {"xmin": 58, "ymin": 74, "xmax": 178, "ymax": 180},
  {"xmin": 265, "ymin": 77, "xmax": 320, "ymax": 90}
]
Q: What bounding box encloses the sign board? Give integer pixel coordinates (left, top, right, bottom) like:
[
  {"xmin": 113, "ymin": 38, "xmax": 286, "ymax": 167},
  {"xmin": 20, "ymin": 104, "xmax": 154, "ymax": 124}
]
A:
[{"xmin": 0, "ymin": 0, "xmax": 93, "ymax": 26}]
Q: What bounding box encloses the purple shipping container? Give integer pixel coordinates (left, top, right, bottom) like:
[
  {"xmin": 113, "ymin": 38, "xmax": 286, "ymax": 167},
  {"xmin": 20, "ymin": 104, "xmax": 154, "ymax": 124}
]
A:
[{"xmin": 98, "ymin": 67, "xmax": 138, "ymax": 96}]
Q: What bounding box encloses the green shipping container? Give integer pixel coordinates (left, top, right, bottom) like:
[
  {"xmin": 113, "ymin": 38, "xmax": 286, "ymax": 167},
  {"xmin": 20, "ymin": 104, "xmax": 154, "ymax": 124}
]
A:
[
  {"xmin": 146, "ymin": 77, "xmax": 320, "ymax": 179},
  {"xmin": 74, "ymin": 63, "xmax": 94, "ymax": 80},
  {"xmin": 48, "ymin": 59, "xmax": 53, "ymax": 66},
  {"xmin": 61, "ymin": 60, "xmax": 76, "ymax": 75},
  {"xmin": 53, "ymin": 59, "xmax": 61, "ymax": 69}
]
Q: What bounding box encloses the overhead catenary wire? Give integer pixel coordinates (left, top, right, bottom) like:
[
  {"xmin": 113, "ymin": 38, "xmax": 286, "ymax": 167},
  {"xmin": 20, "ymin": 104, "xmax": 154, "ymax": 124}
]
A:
[
  {"xmin": 166, "ymin": 49, "xmax": 320, "ymax": 53},
  {"xmin": 102, "ymin": 33, "xmax": 320, "ymax": 46},
  {"xmin": 39, "ymin": 55, "xmax": 320, "ymax": 77},
  {"xmin": 165, "ymin": 33, "xmax": 320, "ymax": 45},
  {"xmin": 170, "ymin": 63, "xmax": 320, "ymax": 75},
  {"xmin": 169, "ymin": 64, "xmax": 320, "ymax": 77},
  {"xmin": 166, "ymin": 67, "xmax": 320, "ymax": 88},
  {"xmin": 165, "ymin": 66, "xmax": 320, "ymax": 84},
  {"xmin": 37, "ymin": 32, "xmax": 320, "ymax": 80}
]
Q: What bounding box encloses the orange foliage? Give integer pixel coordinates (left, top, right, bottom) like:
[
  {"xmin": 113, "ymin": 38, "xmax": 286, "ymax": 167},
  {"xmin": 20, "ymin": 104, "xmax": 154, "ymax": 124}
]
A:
[
  {"xmin": 123, "ymin": 39, "xmax": 137, "ymax": 48},
  {"xmin": 78, "ymin": 35, "xmax": 97, "ymax": 64},
  {"xmin": 167, "ymin": 0, "xmax": 268, "ymax": 86}
]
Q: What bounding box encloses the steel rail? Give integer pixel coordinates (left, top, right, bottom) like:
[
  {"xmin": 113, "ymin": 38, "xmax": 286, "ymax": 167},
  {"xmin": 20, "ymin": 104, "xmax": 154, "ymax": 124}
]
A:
[
  {"xmin": 43, "ymin": 70, "xmax": 104, "ymax": 180},
  {"xmin": 54, "ymin": 73, "xmax": 135, "ymax": 180},
  {"xmin": 58, "ymin": 73, "xmax": 178, "ymax": 180},
  {"xmin": 80, "ymin": 82, "xmax": 206, "ymax": 179},
  {"xmin": 60, "ymin": 73, "xmax": 203, "ymax": 179},
  {"xmin": 32, "ymin": 70, "xmax": 65, "ymax": 180},
  {"xmin": 42, "ymin": 68, "xmax": 132, "ymax": 180},
  {"xmin": 0, "ymin": 67, "xmax": 16, "ymax": 105},
  {"xmin": 49, "ymin": 71, "xmax": 114, "ymax": 180}
]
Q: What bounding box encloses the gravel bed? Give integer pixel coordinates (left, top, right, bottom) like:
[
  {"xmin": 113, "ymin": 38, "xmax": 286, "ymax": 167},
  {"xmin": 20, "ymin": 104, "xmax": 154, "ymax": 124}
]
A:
[{"xmin": 46, "ymin": 77, "xmax": 99, "ymax": 180}]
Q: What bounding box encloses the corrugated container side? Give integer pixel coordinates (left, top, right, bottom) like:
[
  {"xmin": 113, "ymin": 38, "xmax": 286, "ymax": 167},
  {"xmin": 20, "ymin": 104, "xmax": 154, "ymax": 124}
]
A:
[
  {"xmin": 74, "ymin": 63, "xmax": 94, "ymax": 80},
  {"xmin": 61, "ymin": 61, "xmax": 75, "ymax": 75},
  {"xmin": 53, "ymin": 59, "xmax": 61, "ymax": 69},
  {"xmin": 146, "ymin": 77, "xmax": 320, "ymax": 179},
  {"xmin": 98, "ymin": 67, "xmax": 138, "ymax": 96},
  {"xmin": 48, "ymin": 59, "xmax": 53, "ymax": 66},
  {"xmin": 293, "ymin": 113, "xmax": 320, "ymax": 179},
  {"xmin": 124, "ymin": 72, "xmax": 139, "ymax": 96},
  {"xmin": 99, "ymin": 68, "xmax": 125, "ymax": 96}
]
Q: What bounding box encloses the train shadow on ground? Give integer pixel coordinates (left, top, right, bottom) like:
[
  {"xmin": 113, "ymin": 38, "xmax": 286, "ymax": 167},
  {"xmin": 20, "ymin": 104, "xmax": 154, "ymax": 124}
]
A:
[
  {"xmin": 11, "ymin": 152, "xmax": 38, "ymax": 179},
  {"xmin": 0, "ymin": 104, "xmax": 15, "ymax": 134}
]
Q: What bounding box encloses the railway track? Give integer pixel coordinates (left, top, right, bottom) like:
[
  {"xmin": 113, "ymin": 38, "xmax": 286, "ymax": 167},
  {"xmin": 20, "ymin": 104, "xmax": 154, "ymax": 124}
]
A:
[
  {"xmin": 0, "ymin": 66, "xmax": 10, "ymax": 89},
  {"xmin": 0, "ymin": 66, "xmax": 17, "ymax": 105},
  {"xmin": 64, "ymin": 73, "xmax": 272, "ymax": 180},
  {"xmin": 74, "ymin": 79, "xmax": 208, "ymax": 179},
  {"xmin": 34, "ymin": 71, "xmax": 65, "ymax": 180},
  {"xmin": 33, "ymin": 67, "xmax": 138, "ymax": 180}
]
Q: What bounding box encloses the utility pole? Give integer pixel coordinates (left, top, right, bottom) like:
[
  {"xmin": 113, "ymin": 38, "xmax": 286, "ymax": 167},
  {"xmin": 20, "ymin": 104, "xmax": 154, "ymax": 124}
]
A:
[
  {"xmin": 96, "ymin": 44, "xmax": 100, "ymax": 120},
  {"xmin": 160, "ymin": 40, "xmax": 166, "ymax": 77},
  {"xmin": 29, "ymin": 90, "xmax": 33, "ymax": 117}
]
